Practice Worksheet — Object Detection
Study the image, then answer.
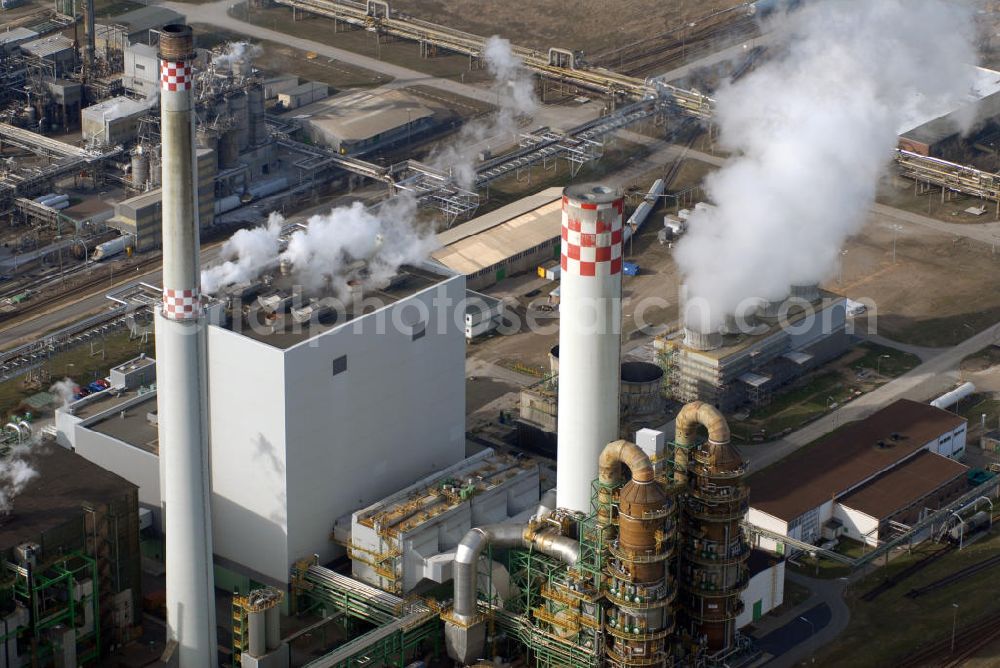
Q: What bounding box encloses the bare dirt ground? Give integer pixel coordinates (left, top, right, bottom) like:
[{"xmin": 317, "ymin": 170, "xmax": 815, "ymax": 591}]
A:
[
  {"xmin": 836, "ymin": 213, "xmax": 1000, "ymax": 347},
  {"xmin": 386, "ymin": 0, "xmax": 741, "ymax": 53}
]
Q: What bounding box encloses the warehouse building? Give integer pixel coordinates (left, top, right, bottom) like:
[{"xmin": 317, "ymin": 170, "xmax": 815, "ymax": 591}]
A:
[
  {"xmin": 19, "ymin": 35, "xmax": 75, "ymax": 76},
  {"xmin": 897, "ymin": 65, "xmax": 1000, "ymax": 160},
  {"xmin": 277, "ymin": 81, "xmax": 329, "ymax": 111},
  {"xmin": 81, "ymin": 96, "xmax": 153, "ymax": 146},
  {"xmin": 433, "ymin": 187, "xmax": 563, "ymax": 290},
  {"xmin": 748, "ymin": 399, "xmax": 969, "ymax": 551},
  {"xmin": 0, "ymin": 445, "xmax": 142, "ymax": 663},
  {"xmin": 285, "ymin": 88, "xmax": 442, "ymax": 155},
  {"xmin": 0, "ymin": 27, "xmax": 38, "ymax": 55},
  {"xmin": 95, "ymin": 6, "xmax": 185, "ymax": 50},
  {"xmin": 59, "ymin": 263, "xmax": 467, "ymax": 587}
]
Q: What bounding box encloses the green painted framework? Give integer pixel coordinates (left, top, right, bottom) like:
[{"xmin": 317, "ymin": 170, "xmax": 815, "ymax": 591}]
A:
[
  {"xmin": 290, "ymin": 567, "xmax": 442, "ymax": 668},
  {"xmin": 7, "ymin": 551, "xmax": 100, "ymax": 664}
]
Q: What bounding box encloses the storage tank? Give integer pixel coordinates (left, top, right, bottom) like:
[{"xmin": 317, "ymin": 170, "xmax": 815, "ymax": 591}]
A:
[
  {"xmin": 92, "ymin": 236, "xmax": 129, "ymax": 261},
  {"xmin": 228, "ymin": 92, "xmax": 249, "ymax": 152},
  {"xmin": 131, "ymin": 148, "xmax": 149, "ymax": 190},
  {"xmin": 219, "ymin": 130, "xmax": 239, "ymax": 169},
  {"xmin": 248, "ymin": 84, "xmax": 266, "ymax": 146},
  {"xmin": 930, "ymin": 382, "xmax": 975, "ymax": 410},
  {"xmin": 620, "ymin": 362, "xmax": 664, "ymax": 418}
]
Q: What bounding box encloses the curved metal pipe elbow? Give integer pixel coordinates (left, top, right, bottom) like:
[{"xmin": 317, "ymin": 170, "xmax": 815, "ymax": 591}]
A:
[
  {"xmin": 599, "ymin": 439, "xmax": 654, "ymax": 485},
  {"xmin": 534, "ymin": 488, "xmax": 558, "ymax": 521},
  {"xmin": 675, "ymin": 401, "xmax": 731, "ymax": 446},
  {"xmin": 452, "ymin": 522, "xmax": 579, "ymax": 624}
]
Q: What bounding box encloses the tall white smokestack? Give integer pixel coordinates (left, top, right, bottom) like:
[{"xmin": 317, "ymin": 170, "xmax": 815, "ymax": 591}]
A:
[
  {"xmin": 154, "ymin": 24, "xmax": 219, "ymax": 667},
  {"xmin": 556, "ymin": 184, "xmax": 623, "ymax": 513}
]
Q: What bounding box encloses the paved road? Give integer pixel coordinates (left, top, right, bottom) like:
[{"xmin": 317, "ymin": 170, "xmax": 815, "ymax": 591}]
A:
[
  {"xmin": 750, "ymin": 571, "xmax": 851, "ymax": 667},
  {"xmin": 871, "ymin": 202, "xmax": 1000, "ymax": 247},
  {"xmin": 739, "ymin": 322, "xmax": 1000, "ymax": 472}
]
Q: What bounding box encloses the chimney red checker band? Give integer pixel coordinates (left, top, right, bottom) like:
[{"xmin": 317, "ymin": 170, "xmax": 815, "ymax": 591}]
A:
[
  {"xmin": 160, "ymin": 61, "xmax": 192, "ymax": 91},
  {"xmin": 560, "ymin": 197, "xmax": 624, "ymax": 277},
  {"xmin": 162, "ymin": 288, "xmax": 200, "ymax": 320}
]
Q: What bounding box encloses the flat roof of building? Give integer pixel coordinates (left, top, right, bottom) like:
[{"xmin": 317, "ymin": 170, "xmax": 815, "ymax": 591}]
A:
[
  {"xmin": 83, "ymin": 95, "xmax": 150, "ymax": 119},
  {"xmin": 0, "ymin": 27, "xmax": 38, "ymax": 47},
  {"xmin": 285, "ymin": 88, "xmax": 435, "ymax": 143},
  {"xmin": 678, "ymin": 291, "xmax": 845, "ymax": 362},
  {"xmin": 20, "ymin": 34, "xmax": 73, "ymax": 58},
  {"xmin": 432, "ymin": 188, "xmax": 563, "ymax": 275},
  {"xmin": 749, "ymin": 399, "xmax": 967, "ymax": 523},
  {"xmin": 0, "ymin": 445, "xmax": 137, "ymax": 552},
  {"xmin": 86, "ymin": 394, "xmax": 159, "ymax": 454},
  {"xmin": 898, "ymin": 66, "xmax": 1000, "ymax": 136},
  {"xmin": 219, "ymin": 264, "xmax": 452, "ymax": 350},
  {"xmin": 101, "ymin": 6, "xmax": 184, "ymax": 32},
  {"xmin": 838, "ymin": 450, "xmax": 967, "ymax": 520},
  {"xmin": 353, "ymin": 449, "xmax": 536, "ymax": 534}
]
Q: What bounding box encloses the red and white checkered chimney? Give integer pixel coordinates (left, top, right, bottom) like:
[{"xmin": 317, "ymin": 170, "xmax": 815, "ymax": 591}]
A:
[
  {"xmin": 154, "ymin": 24, "xmax": 219, "ymax": 668},
  {"xmin": 556, "ymin": 184, "xmax": 624, "ymax": 513}
]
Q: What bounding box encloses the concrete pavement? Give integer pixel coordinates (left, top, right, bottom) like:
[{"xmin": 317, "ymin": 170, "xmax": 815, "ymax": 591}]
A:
[{"xmin": 750, "ymin": 571, "xmax": 851, "ymax": 667}]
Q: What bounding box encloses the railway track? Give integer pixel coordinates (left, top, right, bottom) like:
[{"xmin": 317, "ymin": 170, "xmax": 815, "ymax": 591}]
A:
[
  {"xmin": 859, "ymin": 543, "xmax": 956, "ymax": 602},
  {"xmin": 905, "ymin": 552, "xmax": 1000, "ymax": 599},
  {"xmin": 901, "ymin": 613, "xmax": 1000, "ymax": 667},
  {"xmin": 0, "ymin": 254, "xmax": 162, "ymax": 334}
]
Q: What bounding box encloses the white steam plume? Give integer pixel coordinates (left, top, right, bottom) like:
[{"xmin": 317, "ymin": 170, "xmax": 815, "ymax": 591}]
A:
[
  {"xmin": 676, "ymin": 0, "xmax": 976, "ymax": 332},
  {"xmin": 49, "ymin": 377, "xmax": 76, "ymax": 408},
  {"xmin": 200, "ymin": 195, "xmax": 437, "ymax": 295},
  {"xmin": 212, "ymin": 41, "xmax": 262, "ymax": 71},
  {"xmin": 280, "ymin": 195, "xmax": 437, "ymax": 294},
  {"xmin": 0, "ymin": 446, "xmax": 38, "ymax": 515},
  {"xmin": 429, "ymin": 35, "xmax": 538, "ymax": 189},
  {"xmin": 201, "ymin": 213, "xmax": 282, "ymax": 294}
]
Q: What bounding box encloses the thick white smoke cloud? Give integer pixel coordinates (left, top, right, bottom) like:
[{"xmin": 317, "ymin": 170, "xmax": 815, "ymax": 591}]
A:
[
  {"xmin": 201, "ymin": 214, "xmax": 283, "ymax": 294},
  {"xmin": 281, "ymin": 195, "xmax": 437, "ymax": 294},
  {"xmin": 200, "ymin": 195, "xmax": 437, "ymax": 296},
  {"xmin": 212, "ymin": 41, "xmax": 262, "ymax": 72},
  {"xmin": 429, "ymin": 35, "xmax": 538, "ymax": 188},
  {"xmin": 676, "ymin": 0, "xmax": 976, "ymax": 332},
  {"xmin": 0, "ymin": 447, "xmax": 38, "ymax": 515},
  {"xmin": 49, "ymin": 377, "xmax": 76, "ymax": 408}
]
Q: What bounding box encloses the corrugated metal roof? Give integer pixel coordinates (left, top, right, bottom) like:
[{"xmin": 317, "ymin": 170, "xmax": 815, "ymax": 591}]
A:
[
  {"xmin": 20, "ymin": 34, "xmax": 73, "ymax": 58},
  {"xmin": 0, "ymin": 27, "xmax": 38, "ymax": 46},
  {"xmin": 285, "ymin": 88, "xmax": 441, "ymax": 142},
  {"xmin": 432, "ymin": 193, "xmax": 563, "ymax": 276}
]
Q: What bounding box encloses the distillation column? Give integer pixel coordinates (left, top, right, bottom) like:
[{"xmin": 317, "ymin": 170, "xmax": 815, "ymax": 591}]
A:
[
  {"xmin": 674, "ymin": 402, "xmax": 749, "ymax": 652},
  {"xmin": 154, "ymin": 24, "xmax": 219, "ymax": 667},
  {"xmin": 600, "ymin": 441, "xmax": 676, "ymax": 668},
  {"xmin": 556, "ymin": 184, "xmax": 624, "ymax": 513}
]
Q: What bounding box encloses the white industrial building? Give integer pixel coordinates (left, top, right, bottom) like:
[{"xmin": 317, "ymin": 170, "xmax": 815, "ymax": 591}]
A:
[
  {"xmin": 341, "ymin": 449, "xmax": 541, "ymax": 594},
  {"xmin": 748, "ymin": 399, "xmax": 968, "ymax": 551},
  {"xmin": 736, "ymin": 551, "xmax": 785, "ymax": 628},
  {"xmin": 57, "ymin": 262, "xmax": 467, "ymax": 587}
]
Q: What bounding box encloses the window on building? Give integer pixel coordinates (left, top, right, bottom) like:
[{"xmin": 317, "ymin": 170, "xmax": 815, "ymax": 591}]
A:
[{"xmin": 332, "ymin": 355, "xmax": 347, "ymax": 376}]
